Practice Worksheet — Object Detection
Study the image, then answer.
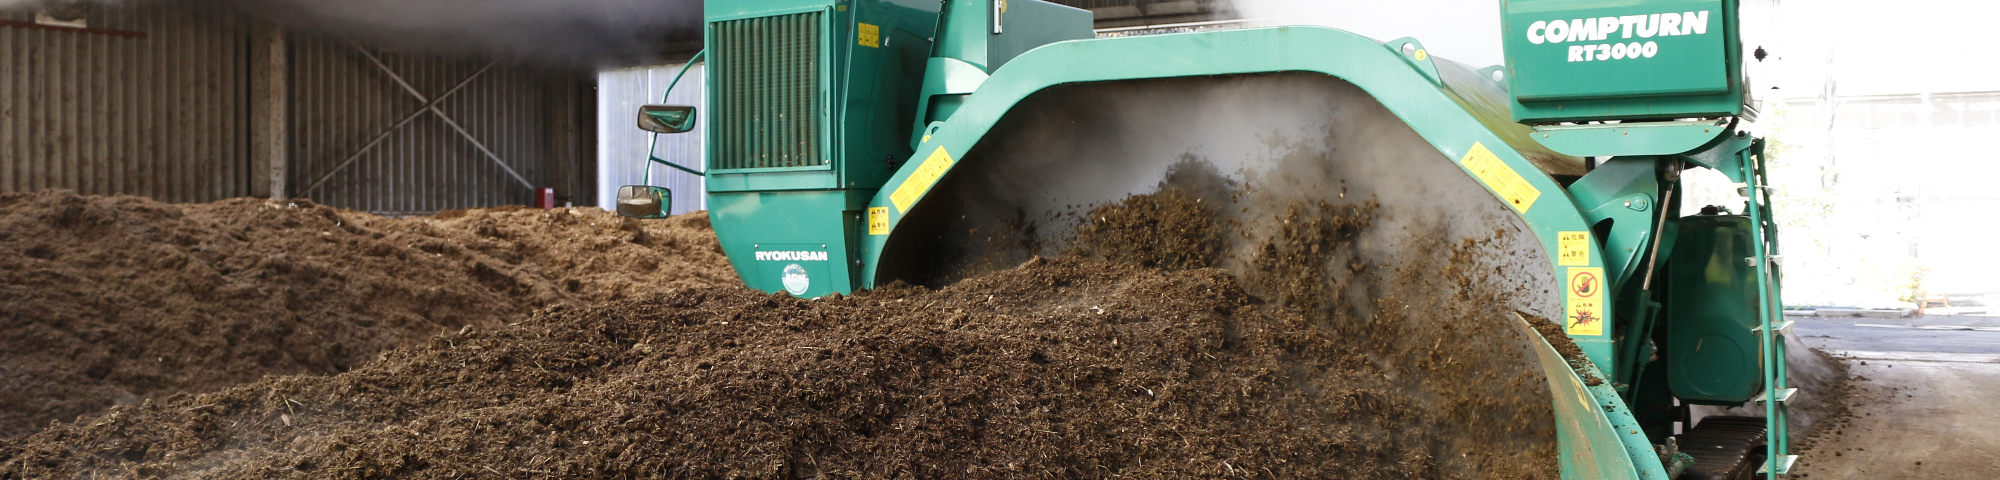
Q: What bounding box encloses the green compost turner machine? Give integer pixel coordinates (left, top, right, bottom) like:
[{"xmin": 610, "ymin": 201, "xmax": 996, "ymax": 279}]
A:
[{"xmin": 620, "ymin": 0, "xmax": 1798, "ymax": 477}]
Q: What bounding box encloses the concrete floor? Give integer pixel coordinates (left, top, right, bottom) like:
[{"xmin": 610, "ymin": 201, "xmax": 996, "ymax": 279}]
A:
[
  {"xmin": 1792, "ymin": 315, "xmax": 2000, "ymax": 354},
  {"xmin": 1788, "ymin": 318, "xmax": 2000, "ymax": 479}
]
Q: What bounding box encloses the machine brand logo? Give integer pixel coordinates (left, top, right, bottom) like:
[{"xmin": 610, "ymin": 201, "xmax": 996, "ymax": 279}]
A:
[
  {"xmin": 755, "ymin": 250, "xmax": 829, "ymax": 262},
  {"xmin": 782, "ymin": 264, "xmax": 810, "ymax": 296},
  {"xmin": 1525, "ymin": 11, "xmax": 1711, "ymax": 63}
]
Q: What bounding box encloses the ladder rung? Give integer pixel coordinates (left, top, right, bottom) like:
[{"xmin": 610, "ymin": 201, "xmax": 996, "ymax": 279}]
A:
[
  {"xmin": 1753, "ymin": 387, "xmax": 1798, "ymax": 404},
  {"xmin": 1757, "ymin": 454, "xmax": 1798, "ymax": 474},
  {"xmin": 1753, "ymin": 320, "xmax": 1795, "ymax": 337}
]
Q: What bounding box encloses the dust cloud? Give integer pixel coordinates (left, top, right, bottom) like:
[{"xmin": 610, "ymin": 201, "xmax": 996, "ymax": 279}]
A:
[
  {"xmin": 874, "ymin": 72, "xmax": 1566, "ymax": 477},
  {"xmin": 5, "ymin": 0, "xmax": 703, "ymax": 66},
  {"xmin": 885, "ymin": 73, "xmax": 1556, "ymax": 318}
]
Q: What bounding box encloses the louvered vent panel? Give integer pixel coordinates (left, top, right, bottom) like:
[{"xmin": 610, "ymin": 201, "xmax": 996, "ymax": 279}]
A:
[{"xmin": 711, "ymin": 11, "xmax": 825, "ymax": 171}]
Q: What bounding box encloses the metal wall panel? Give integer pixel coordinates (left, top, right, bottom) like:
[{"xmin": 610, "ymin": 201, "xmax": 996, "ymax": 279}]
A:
[
  {"xmin": 288, "ymin": 37, "xmax": 588, "ymax": 215},
  {"xmin": 598, "ymin": 62, "xmax": 706, "ymax": 214},
  {"xmin": 1050, "ymin": 0, "xmax": 1236, "ymax": 28},
  {"xmin": 0, "ymin": 3, "xmax": 250, "ymax": 202}
]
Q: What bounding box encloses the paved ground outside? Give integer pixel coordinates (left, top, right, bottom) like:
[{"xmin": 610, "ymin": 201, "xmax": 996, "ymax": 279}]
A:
[
  {"xmin": 1787, "ymin": 315, "xmax": 2000, "ymax": 479},
  {"xmin": 1791, "ymin": 314, "xmax": 2000, "ymax": 354}
]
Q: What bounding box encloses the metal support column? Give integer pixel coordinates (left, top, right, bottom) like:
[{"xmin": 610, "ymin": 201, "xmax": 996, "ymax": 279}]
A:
[{"xmin": 249, "ymin": 21, "xmax": 287, "ymax": 199}]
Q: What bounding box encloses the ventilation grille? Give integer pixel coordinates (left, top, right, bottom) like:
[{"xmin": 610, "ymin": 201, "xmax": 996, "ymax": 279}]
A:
[{"xmin": 710, "ymin": 11, "xmax": 827, "ymax": 171}]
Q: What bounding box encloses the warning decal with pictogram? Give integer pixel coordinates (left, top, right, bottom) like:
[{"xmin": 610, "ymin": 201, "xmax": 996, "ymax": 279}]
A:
[{"xmin": 1564, "ymin": 267, "xmax": 1605, "ymax": 336}]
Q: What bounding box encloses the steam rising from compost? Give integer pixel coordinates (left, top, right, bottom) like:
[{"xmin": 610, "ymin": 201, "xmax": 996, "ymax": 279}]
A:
[
  {"xmin": 884, "ymin": 73, "xmax": 1555, "ymax": 317},
  {"xmin": 879, "ymin": 72, "xmax": 1567, "ymax": 475}
]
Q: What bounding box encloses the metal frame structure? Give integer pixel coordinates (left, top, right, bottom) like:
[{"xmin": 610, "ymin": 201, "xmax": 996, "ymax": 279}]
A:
[
  {"xmin": 659, "ymin": 0, "xmax": 1796, "ymax": 476},
  {"xmin": 855, "ymin": 26, "xmax": 1665, "ymax": 478},
  {"xmin": 642, "ymin": 50, "xmax": 709, "ymax": 185},
  {"xmin": 299, "ymin": 42, "xmax": 530, "ymax": 196}
]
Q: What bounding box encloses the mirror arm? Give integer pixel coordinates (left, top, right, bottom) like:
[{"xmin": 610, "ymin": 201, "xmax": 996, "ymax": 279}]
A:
[
  {"xmin": 659, "ymin": 49, "xmax": 705, "ymax": 104},
  {"xmin": 650, "ymin": 156, "xmax": 706, "ymax": 177},
  {"xmin": 642, "ymin": 49, "xmax": 707, "ymax": 186}
]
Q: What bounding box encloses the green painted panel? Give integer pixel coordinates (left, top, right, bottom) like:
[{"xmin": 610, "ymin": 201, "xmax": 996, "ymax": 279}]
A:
[
  {"xmin": 934, "ymin": 0, "xmax": 1093, "ymax": 72},
  {"xmin": 837, "ymin": 0, "xmax": 942, "ymax": 189},
  {"xmin": 1499, "ymin": 0, "xmax": 1747, "ymax": 123},
  {"xmin": 1568, "ymin": 157, "xmax": 1662, "ymax": 293},
  {"xmin": 701, "ymin": 0, "xmax": 941, "ymax": 183},
  {"xmin": 1532, "ymin": 120, "xmax": 1731, "ymax": 157},
  {"xmin": 705, "ymin": 170, "xmax": 839, "ymax": 192},
  {"xmin": 696, "ymin": 0, "xmax": 943, "ymax": 290},
  {"xmin": 910, "ymin": 57, "xmax": 989, "ymax": 146},
  {"xmin": 1434, "ymin": 58, "xmax": 1588, "ymax": 179},
  {"xmin": 1511, "ymin": 92, "xmax": 1746, "ymax": 124},
  {"xmin": 1503, "ymin": 0, "xmax": 1729, "ymax": 101},
  {"xmin": 708, "ymin": 190, "xmax": 860, "ymax": 297},
  {"xmin": 1516, "ymin": 315, "xmax": 1642, "ymax": 480}
]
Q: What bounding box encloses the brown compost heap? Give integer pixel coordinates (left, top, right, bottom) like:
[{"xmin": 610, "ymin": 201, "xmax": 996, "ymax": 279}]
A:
[
  {"xmin": 4, "ymin": 258, "xmax": 1557, "ymax": 479},
  {"xmin": 2, "ymin": 187, "xmax": 1563, "ymax": 478},
  {"xmin": 0, "ymin": 191, "xmax": 735, "ymax": 439}
]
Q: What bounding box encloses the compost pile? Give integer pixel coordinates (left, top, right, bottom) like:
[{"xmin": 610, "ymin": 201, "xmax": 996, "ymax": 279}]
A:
[
  {"xmin": 2, "ymin": 185, "xmax": 1561, "ymax": 478},
  {"xmin": 2, "ymin": 257, "xmax": 1554, "ymax": 479},
  {"xmin": 0, "ymin": 191, "xmax": 734, "ymax": 438}
]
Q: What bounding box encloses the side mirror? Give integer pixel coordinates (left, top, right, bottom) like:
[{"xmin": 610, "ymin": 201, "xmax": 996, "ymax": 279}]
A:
[
  {"xmin": 637, "ymin": 104, "xmax": 697, "ymax": 134},
  {"xmin": 616, "ymin": 185, "xmax": 672, "ymax": 219}
]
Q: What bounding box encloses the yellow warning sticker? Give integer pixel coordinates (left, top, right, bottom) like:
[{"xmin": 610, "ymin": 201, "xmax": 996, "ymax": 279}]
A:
[
  {"xmin": 1557, "ymin": 231, "xmax": 1590, "ymax": 266},
  {"xmin": 857, "ymin": 23, "xmax": 880, "ymax": 48},
  {"xmin": 867, "ymin": 207, "xmax": 889, "ymax": 235},
  {"xmin": 1564, "ymin": 267, "xmax": 1606, "ymax": 337},
  {"xmin": 1460, "ymin": 142, "xmax": 1541, "ymax": 214},
  {"xmin": 890, "ymin": 146, "xmax": 954, "ymax": 213}
]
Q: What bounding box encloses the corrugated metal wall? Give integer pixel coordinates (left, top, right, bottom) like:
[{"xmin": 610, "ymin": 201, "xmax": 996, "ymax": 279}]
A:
[
  {"xmin": 598, "ymin": 63, "xmax": 706, "ymax": 214},
  {"xmin": 1, "ymin": 2, "xmax": 594, "ymax": 214},
  {"xmin": 0, "ymin": 4, "xmax": 250, "ymax": 202},
  {"xmin": 1051, "ymin": 0, "xmax": 1237, "ymax": 28},
  {"xmin": 288, "ymin": 37, "xmax": 590, "ymax": 214}
]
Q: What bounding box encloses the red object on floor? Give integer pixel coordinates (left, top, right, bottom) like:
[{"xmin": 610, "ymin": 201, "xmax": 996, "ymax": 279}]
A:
[{"xmin": 538, "ymin": 188, "xmax": 555, "ymax": 209}]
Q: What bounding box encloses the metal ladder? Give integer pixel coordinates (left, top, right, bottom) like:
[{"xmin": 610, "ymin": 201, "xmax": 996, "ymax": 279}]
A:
[{"xmin": 1738, "ymin": 139, "xmax": 1796, "ymax": 477}]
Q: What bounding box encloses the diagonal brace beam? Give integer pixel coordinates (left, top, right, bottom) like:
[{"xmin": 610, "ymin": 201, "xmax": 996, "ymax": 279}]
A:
[
  {"xmin": 303, "ymin": 43, "xmax": 532, "ymax": 195},
  {"xmin": 351, "ymin": 47, "xmax": 536, "ymax": 191}
]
